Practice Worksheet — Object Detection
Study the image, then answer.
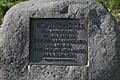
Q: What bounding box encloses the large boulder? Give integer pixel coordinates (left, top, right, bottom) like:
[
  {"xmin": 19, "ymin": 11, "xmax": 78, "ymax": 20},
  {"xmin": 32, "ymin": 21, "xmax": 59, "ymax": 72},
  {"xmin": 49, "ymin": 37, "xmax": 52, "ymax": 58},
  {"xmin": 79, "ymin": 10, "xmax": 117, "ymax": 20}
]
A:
[{"xmin": 0, "ymin": 0, "xmax": 120, "ymax": 80}]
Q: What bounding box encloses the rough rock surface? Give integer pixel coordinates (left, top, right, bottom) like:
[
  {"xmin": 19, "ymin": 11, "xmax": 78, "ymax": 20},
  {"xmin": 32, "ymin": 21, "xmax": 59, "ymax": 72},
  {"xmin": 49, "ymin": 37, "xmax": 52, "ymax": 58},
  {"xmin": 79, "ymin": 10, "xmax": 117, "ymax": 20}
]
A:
[{"xmin": 0, "ymin": 0, "xmax": 120, "ymax": 80}]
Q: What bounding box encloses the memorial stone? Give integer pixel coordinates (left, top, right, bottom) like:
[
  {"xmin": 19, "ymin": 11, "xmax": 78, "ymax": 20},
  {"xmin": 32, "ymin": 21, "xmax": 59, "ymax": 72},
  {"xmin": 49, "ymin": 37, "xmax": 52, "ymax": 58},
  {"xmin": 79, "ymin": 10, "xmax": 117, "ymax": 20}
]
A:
[{"xmin": 0, "ymin": 0, "xmax": 120, "ymax": 80}]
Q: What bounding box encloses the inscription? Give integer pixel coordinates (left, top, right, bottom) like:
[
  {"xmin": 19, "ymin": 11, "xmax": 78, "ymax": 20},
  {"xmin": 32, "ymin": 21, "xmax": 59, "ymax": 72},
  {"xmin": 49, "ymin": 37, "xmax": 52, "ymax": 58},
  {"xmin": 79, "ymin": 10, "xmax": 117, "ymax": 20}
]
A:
[
  {"xmin": 37, "ymin": 22, "xmax": 82, "ymax": 29},
  {"xmin": 30, "ymin": 19, "xmax": 88, "ymax": 65},
  {"xmin": 34, "ymin": 39, "xmax": 87, "ymax": 44}
]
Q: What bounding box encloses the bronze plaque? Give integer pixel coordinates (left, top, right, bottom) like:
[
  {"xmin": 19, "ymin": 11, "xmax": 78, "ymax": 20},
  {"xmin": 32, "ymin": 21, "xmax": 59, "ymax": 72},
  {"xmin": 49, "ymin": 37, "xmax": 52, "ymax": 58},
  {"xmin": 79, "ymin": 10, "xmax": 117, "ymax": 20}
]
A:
[{"xmin": 29, "ymin": 18, "xmax": 88, "ymax": 66}]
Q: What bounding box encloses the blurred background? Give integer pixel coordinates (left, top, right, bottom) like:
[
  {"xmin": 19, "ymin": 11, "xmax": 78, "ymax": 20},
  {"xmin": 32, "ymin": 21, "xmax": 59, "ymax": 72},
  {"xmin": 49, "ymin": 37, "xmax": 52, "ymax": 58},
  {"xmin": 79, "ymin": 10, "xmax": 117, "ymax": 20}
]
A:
[
  {"xmin": 0, "ymin": 0, "xmax": 27, "ymax": 25},
  {"xmin": 96, "ymin": 0, "xmax": 120, "ymax": 29},
  {"xmin": 0, "ymin": 0, "xmax": 120, "ymax": 28}
]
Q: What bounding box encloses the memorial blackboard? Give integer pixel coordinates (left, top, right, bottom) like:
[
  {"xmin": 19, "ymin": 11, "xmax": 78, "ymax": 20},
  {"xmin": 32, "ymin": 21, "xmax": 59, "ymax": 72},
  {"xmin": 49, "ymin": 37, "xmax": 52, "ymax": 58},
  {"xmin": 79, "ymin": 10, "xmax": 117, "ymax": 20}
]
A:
[{"xmin": 29, "ymin": 18, "xmax": 88, "ymax": 66}]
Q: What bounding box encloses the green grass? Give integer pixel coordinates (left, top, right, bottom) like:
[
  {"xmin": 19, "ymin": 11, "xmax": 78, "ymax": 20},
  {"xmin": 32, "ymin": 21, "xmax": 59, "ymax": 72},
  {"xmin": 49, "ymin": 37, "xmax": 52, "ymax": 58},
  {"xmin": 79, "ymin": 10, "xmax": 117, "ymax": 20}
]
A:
[
  {"xmin": 95, "ymin": 0, "xmax": 120, "ymax": 28},
  {"xmin": 0, "ymin": 0, "xmax": 27, "ymax": 25}
]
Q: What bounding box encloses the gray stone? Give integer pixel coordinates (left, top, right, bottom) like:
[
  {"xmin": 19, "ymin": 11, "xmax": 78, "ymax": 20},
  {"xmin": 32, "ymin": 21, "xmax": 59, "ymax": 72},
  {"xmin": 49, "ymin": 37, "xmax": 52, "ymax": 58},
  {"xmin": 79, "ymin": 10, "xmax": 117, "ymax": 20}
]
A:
[{"xmin": 0, "ymin": 0, "xmax": 120, "ymax": 80}]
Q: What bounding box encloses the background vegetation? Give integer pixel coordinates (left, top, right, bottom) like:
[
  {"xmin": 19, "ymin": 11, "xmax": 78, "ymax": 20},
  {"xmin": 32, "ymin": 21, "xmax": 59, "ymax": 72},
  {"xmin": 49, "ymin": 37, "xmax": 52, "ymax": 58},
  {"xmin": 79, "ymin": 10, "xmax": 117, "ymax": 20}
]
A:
[
  {"xmin": 0, "ymin": 0, "xmax": 27, "ymax": 25},
  {"xmin": 0, "ymin": 0, "xmax": 120, "ymax": 27},
  {"xmin": 96, "ymin": 0, "xmax": 120, "ymax": 28}
]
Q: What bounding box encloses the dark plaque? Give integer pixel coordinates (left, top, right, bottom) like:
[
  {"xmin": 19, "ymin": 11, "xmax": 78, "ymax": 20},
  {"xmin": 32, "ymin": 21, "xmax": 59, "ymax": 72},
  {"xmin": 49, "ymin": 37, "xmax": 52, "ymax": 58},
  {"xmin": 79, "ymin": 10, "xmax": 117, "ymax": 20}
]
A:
[{"xmin": 29, "ymin": 18, "xmax": 88, "ymax": 66}]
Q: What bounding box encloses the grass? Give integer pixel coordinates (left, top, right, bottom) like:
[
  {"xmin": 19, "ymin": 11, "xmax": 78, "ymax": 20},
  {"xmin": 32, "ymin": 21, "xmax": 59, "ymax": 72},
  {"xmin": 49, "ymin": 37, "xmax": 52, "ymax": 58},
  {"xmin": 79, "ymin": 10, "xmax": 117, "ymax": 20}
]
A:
[
  {"xmin": 95, "ymin": 0, "xmax": 120, "ymax": 28},
  {"xmin": 0, "ymin": 0, "xmax": 27, "ymax": 25}
]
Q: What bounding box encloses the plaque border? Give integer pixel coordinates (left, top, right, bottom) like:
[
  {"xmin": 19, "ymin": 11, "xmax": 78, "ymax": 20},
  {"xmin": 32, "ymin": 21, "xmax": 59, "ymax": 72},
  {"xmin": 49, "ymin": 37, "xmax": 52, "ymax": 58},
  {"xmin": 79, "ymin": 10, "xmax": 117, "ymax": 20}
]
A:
[{"xmin": 29, "ymin": 18, "xmax": 88, "ymax": 66}]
